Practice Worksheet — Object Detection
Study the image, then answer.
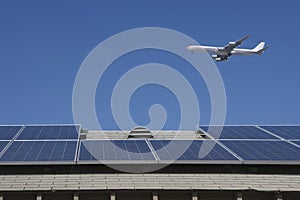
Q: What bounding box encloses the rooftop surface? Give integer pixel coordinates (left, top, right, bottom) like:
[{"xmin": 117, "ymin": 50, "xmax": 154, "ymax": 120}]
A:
[{"xmin": 0, "ymin": 173, "xmax": 299, "ymax": 192}]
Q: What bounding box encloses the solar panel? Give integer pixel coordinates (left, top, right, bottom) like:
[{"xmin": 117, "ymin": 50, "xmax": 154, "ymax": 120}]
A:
[
  {"xmin": 221, "ymin": 140, "xmax": 300, "ymax": 162},
  {"xmin": 0, "ymin": 141, "xmax": 77, "ymax": 163},
  {"xmin": 0, "ymin": 126, "xmax": 23, "ymax": 140},
  {"xmin": 200, "ymin": 126, "xmax": 277, "ymax": 139},
  {"xmin": 16, "ymin": 125, "xmax": 80, "ymax": 140},
  {"xmin": 78, "ymin": 140, "xmax": 156, "ymax": 162},
  {"xmin": 149, "ymin": 140, "xmax": 239, "ymax": 163},
  {"xmin": 259, "ymin": 126, "xmax": 300, "ymax": 140}
]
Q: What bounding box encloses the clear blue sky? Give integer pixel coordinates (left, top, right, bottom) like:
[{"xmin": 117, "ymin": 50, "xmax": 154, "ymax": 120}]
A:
[{"xmin": 0, "ymin": 1, "xmax": 299, "ymax": 129}]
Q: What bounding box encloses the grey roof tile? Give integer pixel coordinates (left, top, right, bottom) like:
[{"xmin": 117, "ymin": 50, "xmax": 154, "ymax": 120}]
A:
[{"xmin": 0, "ymin": 173, "xmax": 300, "ymax": 192}]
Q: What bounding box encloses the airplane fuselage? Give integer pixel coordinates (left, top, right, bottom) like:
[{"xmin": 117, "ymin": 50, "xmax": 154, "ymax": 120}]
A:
[{"xmin": 187, "ymin": 46, "xmax": 258, "ymax": 56}]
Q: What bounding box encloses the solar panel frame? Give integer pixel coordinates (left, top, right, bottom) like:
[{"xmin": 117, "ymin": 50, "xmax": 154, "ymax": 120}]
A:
[
  {"xmin": 77, "ymin": 139, "xmax": 158, "ymax": 164},
  {"xmin": 15, "ymin": 124, "xmax": 81, "ymax": 140},
  {"xmin": 289, "ymin": 141, "xmax": 300, "ymax": 147},
  {"xmin": 0, "ymin": 140, "xmax": 78, "ymax": 165},
  {"xmin": 259, "ymin": 125, "xmax": 300, "ymax": 140},
  {"xmin": 199, "ymin": 125, "xmax": 279, "ymax": 139}
]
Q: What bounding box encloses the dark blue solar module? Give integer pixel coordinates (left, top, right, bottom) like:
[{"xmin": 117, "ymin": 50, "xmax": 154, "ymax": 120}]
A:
[
  {"xmin": 149, "ymin": 140, "xmax": 238, "ymax": 161},
  {"xmin": 0, "ymin": 141, "xmax": 77, "ymax": 162},
  {"xmin": 16, "ymin": 125, "xmax": 80, "ymax": 140},
  {"xmin": 290, "ymin": 141, "xmax": 300, "ymax": 147},
  {"xmin": 0, "ymin": 126, "xmax": 23, "ymax": 140},
  {"xmin": 260, "ymin": 126, "xmax": 300, "ymax": 140},
  {"xmin": 0, "ymin": 141, "xmax": 9, "ymax": 153},
  {"xmin": 200, "ymin": 126, "xmax": 277, "ymax": 139},
  {"xmin": 79, "ymin": 140, "xmax": 156, "ymax": 161},
  {"xmin": 221, "ymin": 140, "xmax": 300, "ymax": 161}
]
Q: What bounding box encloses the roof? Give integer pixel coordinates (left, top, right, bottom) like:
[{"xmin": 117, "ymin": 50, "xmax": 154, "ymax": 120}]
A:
[
  {"xmin": 1, "ymin": 125, "xmax": 300, "ymax": 194},
  {"xmin": 1, "ymin": 173, "xmax": 299, "ymax": 192}
]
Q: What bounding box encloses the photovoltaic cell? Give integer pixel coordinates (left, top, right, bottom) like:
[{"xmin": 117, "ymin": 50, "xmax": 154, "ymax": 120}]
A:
[
  {"xmin": 0, "ymin": 126, "xmax": 23, "ymax": 140},
  {"xmin": 221, "ymin": 140, "xmax": 300, "ymax": 161},
  {"xmin": 150, "ymin": 140, "xmax": 238, "ymax": 161},
  {"xmin": 200, "ymin": 126, "xmax": 277, "ymax": 139},
  {"xmin": 260, "ymin": 126, "xmax": 300, "ymax": 140},
  {"xmin": 0, "ymin": 141, "xmax": 77, "ymax": 162},
  {"xmin": 0, "ymin": 141, "xmax": 9, "ymax": 153},
  {"xmin": 78, "ymin": 140, "xmax": 156, "ymax": 161},
  {"xmin": 16, "ymin": 125, "xmax": 80, "ymax": 140}
]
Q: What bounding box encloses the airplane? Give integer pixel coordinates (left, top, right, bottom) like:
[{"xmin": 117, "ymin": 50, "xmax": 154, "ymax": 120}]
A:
[{"xmin": 186, "ymin": 34, "xmax": 269, "ymax": 61}]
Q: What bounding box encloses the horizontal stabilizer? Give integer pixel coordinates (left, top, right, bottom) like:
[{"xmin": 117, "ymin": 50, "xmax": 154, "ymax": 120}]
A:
[{"xmin": 257, "ymin": 45, "xmax": 270, "ymax": 54}]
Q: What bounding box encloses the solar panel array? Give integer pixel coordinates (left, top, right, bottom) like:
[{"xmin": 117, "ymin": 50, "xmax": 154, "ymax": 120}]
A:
[
  {"xmin": 0, "ymin": 125, "xmax": 300, "ymax": 165},
  {"xmin": 221, "ymin": 140, "xmax": 300, "ymax": 162},
  {"xmin": 0, "ymin": 125, "xmax": 80, "ymax": 164},
  {"xmin": 16, "ymin": 125, "xmax": 80, "ymax": 140},
  {"xmin": 199, "ymin": 125, "xmax": 278, "ymax": 139},
  {"xmin": 260, "ymin": 126, "xmax": 300, "ymax": 140},
  {"xmin": 200, "ymin": 125, "xmax": 300, "ymax": 164},
  {"xmin": 150, "ymin": 140, "xmax": 239, "ymax": 163},
  {"xmin": 0, "ymin": 141, "xmax": 78, "ymax": 163}
]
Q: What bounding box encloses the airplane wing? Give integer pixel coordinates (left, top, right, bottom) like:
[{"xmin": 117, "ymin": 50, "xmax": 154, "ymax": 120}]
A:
[{"xmin": 223, "ymin": 34, "xmax": 251, "ymax": 52}]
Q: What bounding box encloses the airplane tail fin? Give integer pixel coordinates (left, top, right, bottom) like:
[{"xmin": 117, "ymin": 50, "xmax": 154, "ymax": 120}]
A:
[{"xmin": 252, "ymin": 42, "xmax": 270, "ymax": 54}]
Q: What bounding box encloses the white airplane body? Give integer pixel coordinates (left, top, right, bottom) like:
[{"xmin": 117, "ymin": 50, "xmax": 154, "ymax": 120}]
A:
[{"xmin": 186, "ymin": 35, "xmax": 269, "ymax": 61}]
